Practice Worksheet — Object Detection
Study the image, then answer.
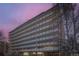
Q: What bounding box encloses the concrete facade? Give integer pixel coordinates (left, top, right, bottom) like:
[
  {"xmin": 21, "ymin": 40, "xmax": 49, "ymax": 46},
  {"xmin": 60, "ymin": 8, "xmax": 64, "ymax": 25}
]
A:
[{"xmin": 9, "ymin": 4, "xmax": 67, "ymax": 56}]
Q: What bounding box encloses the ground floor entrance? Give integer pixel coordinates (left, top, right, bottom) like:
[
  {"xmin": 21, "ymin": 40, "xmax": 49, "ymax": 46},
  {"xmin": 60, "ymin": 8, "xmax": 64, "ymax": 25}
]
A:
[{"xmin": 18, "ymin": 51, "xmax": 65, "ymax": 56}]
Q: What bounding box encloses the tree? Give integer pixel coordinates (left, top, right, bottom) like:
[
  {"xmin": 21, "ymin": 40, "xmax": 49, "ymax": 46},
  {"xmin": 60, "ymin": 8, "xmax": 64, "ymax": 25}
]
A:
[{"xmin": 57, "ymin": 3, "xmax": 79, "ymax": 55}]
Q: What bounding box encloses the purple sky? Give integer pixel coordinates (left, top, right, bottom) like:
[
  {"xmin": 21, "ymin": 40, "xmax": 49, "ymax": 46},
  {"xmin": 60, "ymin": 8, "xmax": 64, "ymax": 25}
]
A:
[{"xmin": 0, "ymin": 3, "xmax": 53, "ymax": 41}]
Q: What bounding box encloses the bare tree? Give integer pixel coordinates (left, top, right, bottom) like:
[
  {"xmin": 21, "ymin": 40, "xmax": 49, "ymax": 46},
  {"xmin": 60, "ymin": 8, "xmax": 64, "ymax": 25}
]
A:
[{"xmin": 57, "ymin": 3, "xmax": 79, "ymax": 56}]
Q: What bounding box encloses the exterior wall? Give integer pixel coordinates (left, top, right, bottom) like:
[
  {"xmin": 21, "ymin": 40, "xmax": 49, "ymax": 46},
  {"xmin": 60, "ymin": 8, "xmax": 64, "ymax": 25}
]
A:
[{"xmin": 10, "ymin": 5, "xmax": 65, "ymax": 55}]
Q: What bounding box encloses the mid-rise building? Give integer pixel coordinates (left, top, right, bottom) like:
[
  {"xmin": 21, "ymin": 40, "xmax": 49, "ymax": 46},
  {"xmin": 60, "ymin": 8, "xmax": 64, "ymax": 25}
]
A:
[{"xmin": 10, "ymin": 4, "xmax": 78, "ymax": 56}]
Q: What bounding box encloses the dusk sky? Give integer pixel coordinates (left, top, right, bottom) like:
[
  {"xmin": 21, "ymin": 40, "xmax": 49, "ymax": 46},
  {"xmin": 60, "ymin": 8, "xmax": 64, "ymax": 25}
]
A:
[{"xmin": 0, "ymin": 3, "xmax": 53, "ymax": 41}]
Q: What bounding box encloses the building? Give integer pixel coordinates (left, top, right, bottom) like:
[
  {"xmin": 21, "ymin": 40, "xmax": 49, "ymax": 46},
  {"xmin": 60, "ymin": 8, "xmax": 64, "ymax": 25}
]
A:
[
  {"xmin": 10, "ymin": 4, "xmax": 78, "ymax": 56},
  {"xmin": 0, "ymin": 31, "xmax": 9, "ymax": 56}
]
